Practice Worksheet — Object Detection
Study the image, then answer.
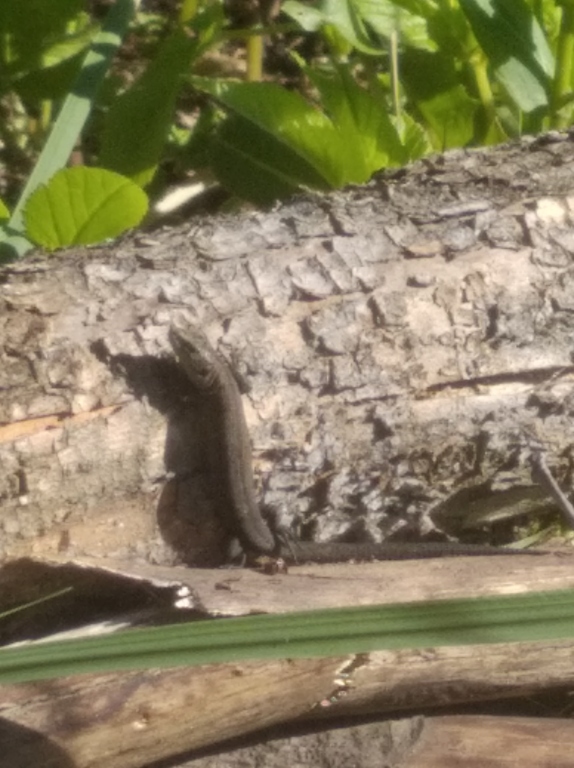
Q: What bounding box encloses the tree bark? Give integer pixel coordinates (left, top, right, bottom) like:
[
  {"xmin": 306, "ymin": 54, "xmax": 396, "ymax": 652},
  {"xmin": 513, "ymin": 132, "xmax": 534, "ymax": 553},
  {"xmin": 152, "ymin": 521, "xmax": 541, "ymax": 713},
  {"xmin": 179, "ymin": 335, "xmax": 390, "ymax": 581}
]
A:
[
  {"xmin": 3, "ymin": 133, "xmax": 574, "ymax": 766},
  {"xmin": 3, "ymin": 133, "xmax": 574, "ymax": 566}
]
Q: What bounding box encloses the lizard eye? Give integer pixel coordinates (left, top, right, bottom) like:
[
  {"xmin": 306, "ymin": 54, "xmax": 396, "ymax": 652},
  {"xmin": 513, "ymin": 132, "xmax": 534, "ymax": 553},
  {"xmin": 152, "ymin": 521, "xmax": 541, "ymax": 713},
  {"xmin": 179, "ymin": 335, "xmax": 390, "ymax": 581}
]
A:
[{"xmin": 193, "ymin": 358, "xmax": 217, "ymax": 387}]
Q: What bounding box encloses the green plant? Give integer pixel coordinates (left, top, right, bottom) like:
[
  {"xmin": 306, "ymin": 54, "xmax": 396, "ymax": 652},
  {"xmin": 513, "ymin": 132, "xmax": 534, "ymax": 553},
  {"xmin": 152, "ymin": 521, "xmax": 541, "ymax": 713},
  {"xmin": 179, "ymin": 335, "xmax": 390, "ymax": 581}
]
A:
[
  {"xmin": 0, "ymin": 0, "xmax": 140, "ymax": 260},
  {"xmin": 1, "ymin": 0, "xmax": 573, "ymax": 261},
  {"xmin": 2, "ymin": 588, "xmax": 574, "ymax": 684}
]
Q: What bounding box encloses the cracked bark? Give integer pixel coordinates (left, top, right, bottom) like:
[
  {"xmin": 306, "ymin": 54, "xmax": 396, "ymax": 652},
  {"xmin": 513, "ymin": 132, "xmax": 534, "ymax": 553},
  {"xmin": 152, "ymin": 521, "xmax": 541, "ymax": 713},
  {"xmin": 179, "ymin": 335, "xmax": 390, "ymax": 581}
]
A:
[
  {"xmin": 3, "ymin": 134, "xmax": 574, "ymax": 564},
  {"xmin": 3, "ymin": 133, "xmax": 574, "ymax": 766}
]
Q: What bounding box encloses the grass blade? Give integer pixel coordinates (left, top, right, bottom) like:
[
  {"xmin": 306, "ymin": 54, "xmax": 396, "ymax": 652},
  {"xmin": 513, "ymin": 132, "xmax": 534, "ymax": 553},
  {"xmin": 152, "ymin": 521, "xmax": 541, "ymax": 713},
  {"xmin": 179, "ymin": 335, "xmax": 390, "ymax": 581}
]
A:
[{"xmin": 2, "ymin": 588, "xmax": 574, "ymax": 685}]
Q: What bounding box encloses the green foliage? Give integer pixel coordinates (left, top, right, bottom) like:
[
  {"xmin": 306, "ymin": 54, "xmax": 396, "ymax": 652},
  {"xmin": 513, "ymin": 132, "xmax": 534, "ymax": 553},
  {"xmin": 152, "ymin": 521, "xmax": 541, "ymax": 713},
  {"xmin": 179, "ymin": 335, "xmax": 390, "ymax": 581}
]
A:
[
  {"xmin": 0, "ymin": 0, "xmax": 87, "ymax": 84},
  {"xmin": 0, "ymin": 0, "xmax": 137, "ymax": 261},
  {"xmin": 100, "ymin": 4, "xmax": 224, "ymax": 186},
  {"xmin": 460, "ymin": 0, "xmax": 554, "ymax": 113},
  {"xmin": 2, "ymin": 0, "xmax": 574, "ymax": 258},
  {"xmin": 206, "ymin": 110, "xmax": 330, "ymax": 205},
  {"xmin": 400, "ymin": 48, "xmax": 480, "ymax": 148},
  {"xmin": 195, "ymin": 69, "xmax": 406, "ymax": 199},
  {"xmin": 24, "ymin": 167, "xmax": 148, "ymax": 250},
  {"xmin": 284, "ymin": 0, "xmax": 436, "ymax": 55}
]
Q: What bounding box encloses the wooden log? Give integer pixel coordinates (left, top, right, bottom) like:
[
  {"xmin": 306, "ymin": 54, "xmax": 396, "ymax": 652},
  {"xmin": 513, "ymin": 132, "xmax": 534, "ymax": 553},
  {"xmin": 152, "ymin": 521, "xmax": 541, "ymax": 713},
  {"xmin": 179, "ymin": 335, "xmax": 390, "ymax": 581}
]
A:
[
  {"xmin": 3, "ymin": 137, "xmax": 574, "ymax": 568},
  {"xmin": 1, "ymin": 553, "xmax": 574, "ymax": 766},
  {"xmin": 403, "ymin": 715, "xmax": 574, "ymax": 768},
  {"xmin": 2, "ymin": 641, "xmax": 574, "ymax": 767},
  {"xmin": 3, "ymin": 135, "xmax": 574, "ymax": 767}
]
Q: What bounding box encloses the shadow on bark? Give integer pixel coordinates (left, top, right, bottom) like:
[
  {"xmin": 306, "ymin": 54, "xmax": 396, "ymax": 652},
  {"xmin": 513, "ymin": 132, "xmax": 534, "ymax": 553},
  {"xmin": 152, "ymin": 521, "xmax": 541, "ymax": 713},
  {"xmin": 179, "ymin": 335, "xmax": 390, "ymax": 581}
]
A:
[{"xmin": 0, "ymin": 718, "xmax": 75, "ymax": 768}]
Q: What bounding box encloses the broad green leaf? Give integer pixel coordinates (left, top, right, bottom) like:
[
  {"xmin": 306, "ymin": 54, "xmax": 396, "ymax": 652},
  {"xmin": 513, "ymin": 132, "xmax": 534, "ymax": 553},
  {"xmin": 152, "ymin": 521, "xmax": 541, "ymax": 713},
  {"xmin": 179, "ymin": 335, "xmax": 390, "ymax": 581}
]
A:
[
  {"xmin": 284, "ymin": 0, "xmax": 434, "ymax": 55},
  {"xmin": 281, "ymin": 1, "xmax": 326, "ymax": 32},
  {"xmin": 301, "ymin": 63, "xmax": 406, "ymax": 175},
  {"xmin": 210, "ymin": 116, "xmax": 330, "ymax": 205},
  {"xmin": 401, "ymin": 48, "xmax": 479, "ymax": 148},
  {"xmin": 283, "ymin": 0, "xmax": 384, "ymax": 55},
  {"xmin": 322, "ymin": 23, "xmax": 355, "ymax": 58},
  {"xmin": 100, "ymin": 5, "xmax": 223, "ymax": 186},
  {"xmin": 0, "ymin": 200, "xmax": 9, "ymax": 221},
  {"xmin": 14, "ymin": 15, "xmax": 97, "ymax": 102},
  {"xmin": 195, "ymin": 78, "xmax": 343, "ymax": 187},
  {"xmin": 352, "ymin": 0, "xmax": 437, "ymax": 52},
  {"xmin": 460, "ymin": 0, "xmax": 554, "ymax": 112},
  {"xmin": 23, "ymin": 167, "xmax": 148, "ymax": 249},
  {"xmin": 2, "ymin": 15, "xmax": 96, "ymax": 103},
  {"xmin": 392, "ymin": 112, "xmax": 432, "ymax": 160},
  {"xmin": 417, "ymin": 86, "xmax": 478, "ymax": 149},
  {"xmin": 401, "ymin": 47, "xmax": 464, "ymax": 102},
  {"xmin": 196, "ymin": 74, "xmax": 404, "ymax": 193},
  {"xmin": 2, "ymin": 588, "xmax": 574, "ymax": 684},
  {"xmin": 425, "ymin": 2, "xmax": 471, "ymax": 60},
  {"xmin": 41, "ymin": 18, "xmax": 97, "ymax": 69},
  {"xmin": 321, "ymin": 0, "xmax": 384, "ymax": 54},
  {"xmin": 15, "ymin": 51, "xmax": 88, "ymax": 103}
]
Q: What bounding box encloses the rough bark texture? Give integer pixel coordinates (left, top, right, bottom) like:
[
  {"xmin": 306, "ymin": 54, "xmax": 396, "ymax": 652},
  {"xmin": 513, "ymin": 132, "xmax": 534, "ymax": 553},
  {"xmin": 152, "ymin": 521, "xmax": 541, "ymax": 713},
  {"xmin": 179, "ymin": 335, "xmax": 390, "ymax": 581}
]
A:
[
  {"xmin": 3, "ymin": 133, "xmax": 574, "ymax": 568},
  {"xmin": 3, "ymin": 133, "xmax": 574, "ymax": 766}
]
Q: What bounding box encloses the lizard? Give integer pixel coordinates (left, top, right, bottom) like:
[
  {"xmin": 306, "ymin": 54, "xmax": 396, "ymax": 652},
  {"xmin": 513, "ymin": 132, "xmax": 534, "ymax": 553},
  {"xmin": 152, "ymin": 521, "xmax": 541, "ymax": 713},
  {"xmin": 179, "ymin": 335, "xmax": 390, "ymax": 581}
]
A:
[{"xmin": 169, "ymin": 320, "xmax": 541, "ymax": 564}]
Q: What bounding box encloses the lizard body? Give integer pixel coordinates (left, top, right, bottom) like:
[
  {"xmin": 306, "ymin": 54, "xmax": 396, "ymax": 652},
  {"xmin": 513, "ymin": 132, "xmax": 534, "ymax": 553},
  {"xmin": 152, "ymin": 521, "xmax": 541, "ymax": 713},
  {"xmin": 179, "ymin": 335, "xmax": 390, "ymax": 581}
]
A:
[
  {"xmin": 169, "ymin": 321, "xmax": 539, "ymax": 563},
  {"xmin": 169, "ymin": 321, "xmax": 276, "ymax": 554}
]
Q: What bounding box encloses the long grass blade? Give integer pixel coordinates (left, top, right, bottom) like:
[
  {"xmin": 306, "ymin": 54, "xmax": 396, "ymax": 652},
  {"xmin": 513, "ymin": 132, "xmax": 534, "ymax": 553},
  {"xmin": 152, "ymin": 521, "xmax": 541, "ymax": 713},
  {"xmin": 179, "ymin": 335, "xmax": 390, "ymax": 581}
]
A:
[{"xmin": 2, "ymin": 588, "xmax": 574, "ymax": 684}]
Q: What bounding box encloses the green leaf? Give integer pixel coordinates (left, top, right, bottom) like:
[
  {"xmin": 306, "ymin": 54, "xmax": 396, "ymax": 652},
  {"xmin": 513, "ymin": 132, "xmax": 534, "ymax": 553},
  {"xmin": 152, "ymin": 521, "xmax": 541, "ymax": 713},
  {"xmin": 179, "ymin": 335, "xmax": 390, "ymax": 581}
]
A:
[
  {"xmin": 281, "ymin": 0, "xmax": 325, "ymax": 32},
  {"xmin": 284, "ymin": 0, "xmax": 435, "ymax": 56},
  {"xmin": 392, "ymin": 112, "xmax": 432, "ymax": 160},
  {"xmin": 284, "ymin": 0, "xmax": 384, "ymax": 55},
  {"xmin": 100, "ymin": 5, "xmax": 224, "ymax": 186},
  {"xmin": 41, "ymin": 17, "xmax": 97, "ymax": 69},
  {"xmin": 460, "ymin": 0, "xmax": 554, "ymax": 113},
  {"xmin": 281, "ymin": 1, "xmax": 326, "ymax": 32},
  {"xmin": 301, "ymin": 62, "xmax": 406, "ymax": 175},
  {"xmin": 401, "ymin": 48, "xmax": 479, "ymax": 148},
  {"xmin": 0, "ymin": 0, "xmax": 85, "ymax": 78},
  {"xmin": 196, "ymin": 73, "xmax": 403, "ymax": 197},
  {"xmin": 417, "ymin": 86, "xmax": 478, "ymax": 149},
  {"xmin": 195, "ymin": 77, "xmax": 342, "ymax": 187},
  {"xmin": 349, "ymin": 0, "xmax": 437, "ymax": 53},
  {"xmin": 317, "ymin": 0, "xmax": 383, "ymax": 55},
  {"xmin": 23, "ymin": 167, "xmax": 148, "ymax": 249},
  {"xmin": 2, "ymin": 588, "xmax": 574, "ymax": 685},
  {"xmin": 14, "ymin": 18, "xmax": 98, "ymax": 101},
  {"xmin": 210, "ymin": 116, "xmax": 329, "ymax": 205},
  {"xmin": 15, "ymin": 51, "xmax": 87, "ymax": 103},
  {"xmin": 0, "ymin": 200, "xmax": 9, "ymax": 221}
]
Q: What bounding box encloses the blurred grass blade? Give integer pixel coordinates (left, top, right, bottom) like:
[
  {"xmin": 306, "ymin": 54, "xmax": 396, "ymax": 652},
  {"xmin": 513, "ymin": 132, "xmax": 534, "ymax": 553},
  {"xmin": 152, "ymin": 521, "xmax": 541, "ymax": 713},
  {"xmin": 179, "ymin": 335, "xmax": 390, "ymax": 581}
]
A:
[
  {"xmin": 0, "ymin": 588, "xmax": 73, "ymax": 621},
  {"xmin": 2, "ymin": 588, "xmax": 574, "ymax": 685}
]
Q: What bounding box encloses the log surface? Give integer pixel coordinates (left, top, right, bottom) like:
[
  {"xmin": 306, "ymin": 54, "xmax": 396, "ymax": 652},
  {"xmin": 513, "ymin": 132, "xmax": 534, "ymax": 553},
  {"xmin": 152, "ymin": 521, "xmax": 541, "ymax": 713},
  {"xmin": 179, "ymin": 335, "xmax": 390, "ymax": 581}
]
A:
[{"xmin": 3, "ymin": 135, "xmax": 574, "ymax": 567}]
